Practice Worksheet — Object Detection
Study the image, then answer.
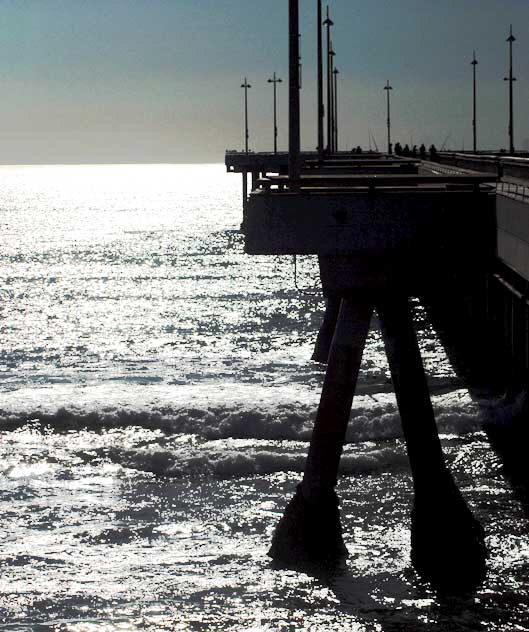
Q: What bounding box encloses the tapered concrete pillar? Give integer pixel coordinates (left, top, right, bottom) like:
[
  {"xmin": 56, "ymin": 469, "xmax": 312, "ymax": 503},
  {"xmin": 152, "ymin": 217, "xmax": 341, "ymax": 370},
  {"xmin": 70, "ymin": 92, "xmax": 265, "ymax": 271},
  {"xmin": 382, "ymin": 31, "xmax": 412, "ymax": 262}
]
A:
[
  {"xmin": 378, "ymin": 295, "xmax": 486, "ymax": 591},
  {"xmin": 302, "ymin": 296, "xmax": 373, "ymax": 500},
  {"xmin": 269, "ymin": 295, "xmax": 373, "ymax": 566},
  {"xmin": 377, "ymin": 296, "xmax": 446, "ymax": 490}
]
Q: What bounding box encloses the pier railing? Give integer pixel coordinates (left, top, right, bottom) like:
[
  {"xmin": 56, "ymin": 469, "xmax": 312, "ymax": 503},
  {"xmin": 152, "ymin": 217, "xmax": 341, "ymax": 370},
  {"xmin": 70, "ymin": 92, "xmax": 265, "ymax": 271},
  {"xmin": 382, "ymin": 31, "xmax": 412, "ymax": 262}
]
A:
[{"xmin": 497, "ymin": 181, "xmax": 529, "ymax": 202}]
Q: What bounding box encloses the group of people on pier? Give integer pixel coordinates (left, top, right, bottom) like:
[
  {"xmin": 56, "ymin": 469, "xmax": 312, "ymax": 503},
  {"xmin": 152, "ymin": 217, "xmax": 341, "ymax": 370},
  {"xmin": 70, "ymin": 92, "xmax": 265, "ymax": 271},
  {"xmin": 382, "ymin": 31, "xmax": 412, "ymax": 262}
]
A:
[{"xmin": 349, "ymin": 143, "xmax": 439, "ymax": 161}]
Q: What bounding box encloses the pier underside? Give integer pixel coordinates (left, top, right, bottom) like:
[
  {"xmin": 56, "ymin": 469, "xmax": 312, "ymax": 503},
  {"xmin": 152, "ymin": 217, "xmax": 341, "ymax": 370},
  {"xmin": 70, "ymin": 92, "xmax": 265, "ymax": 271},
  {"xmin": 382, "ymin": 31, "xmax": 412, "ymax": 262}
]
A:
[
  {"xmin": 226, "ymin": 149, "xmax": 529, "ymax": 591},
  {"xmin": 234, "ymin": 167, "xmax": 499, "ymax": 589}
]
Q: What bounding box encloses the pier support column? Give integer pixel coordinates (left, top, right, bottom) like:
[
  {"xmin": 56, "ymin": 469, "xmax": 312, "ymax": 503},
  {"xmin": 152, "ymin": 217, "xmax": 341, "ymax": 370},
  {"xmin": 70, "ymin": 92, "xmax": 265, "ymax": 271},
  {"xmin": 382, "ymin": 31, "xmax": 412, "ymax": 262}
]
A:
[
  {"xmin": 269, "ymin": 295, "xmax": 373, "ymax": 565},
  {"xmin": 377, "ymin": 295, "xmax": 486, "ymax": 591},
  {"xmin": 302, "ymin": 296, "xmax": 373, "ymax": 500},
  {"xmin": 251, "ymin": 170, "xmax": 260, "ymax": 191},
  {"xmin": 378, "ymin": 295, "xmax": 446, "ymax": 489}
]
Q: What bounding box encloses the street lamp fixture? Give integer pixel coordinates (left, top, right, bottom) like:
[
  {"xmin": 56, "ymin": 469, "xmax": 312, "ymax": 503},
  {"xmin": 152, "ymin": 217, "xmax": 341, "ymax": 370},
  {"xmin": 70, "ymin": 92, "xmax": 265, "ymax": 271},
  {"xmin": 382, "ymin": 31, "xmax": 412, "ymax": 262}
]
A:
[
  {"xmin": 267, "ymin": 72, "xmax": 283, "ymax": 154},
  {"xmin": 323, "ymin": 6, "xmax": 334, "ymax": 154},
  {"xmin": 384, "ymin": 80, "xmax": 393, "ymax": 154},
  {"xmin": 333, "ymin": 67, "xmax": 339, "ymax": 152},
  {"xmin": 504, "ymin": 25, "xmax": 516, "ymax": 154},
  {"xmin": 241, "ymin": 77, "xmax": 252, "ymax": 154},
  {"xmin": 471, "ymin": 51, "xmax": 478, "ymax": 153}
]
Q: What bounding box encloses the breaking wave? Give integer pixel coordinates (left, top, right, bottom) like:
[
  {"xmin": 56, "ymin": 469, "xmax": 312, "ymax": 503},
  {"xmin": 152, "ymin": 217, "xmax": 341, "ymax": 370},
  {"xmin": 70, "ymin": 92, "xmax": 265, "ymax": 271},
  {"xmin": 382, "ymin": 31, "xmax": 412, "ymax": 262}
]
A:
[
  {"xmin": 103, "ymin": 444, "xmax": 411, "ymax": 478},
  {"xmin": 0, "ymin": 387, "xmax": 483, "ymax": 443}
]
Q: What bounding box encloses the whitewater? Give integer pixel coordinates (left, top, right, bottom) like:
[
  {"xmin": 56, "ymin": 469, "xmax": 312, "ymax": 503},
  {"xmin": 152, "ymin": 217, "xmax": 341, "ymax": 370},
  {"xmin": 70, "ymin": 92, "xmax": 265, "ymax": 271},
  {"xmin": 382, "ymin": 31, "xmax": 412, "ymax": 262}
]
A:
[{"xmin": 0, "ymin": 163, "xmax": 528, "ymax": 630}]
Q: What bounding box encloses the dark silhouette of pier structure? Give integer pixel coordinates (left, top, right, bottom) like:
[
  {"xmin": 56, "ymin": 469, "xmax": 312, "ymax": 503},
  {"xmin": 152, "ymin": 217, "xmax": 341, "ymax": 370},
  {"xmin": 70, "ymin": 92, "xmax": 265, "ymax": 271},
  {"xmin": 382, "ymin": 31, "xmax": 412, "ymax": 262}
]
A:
[{"xmin": 225, "ymin": 1, "xmax": 529, "ymax": 593}]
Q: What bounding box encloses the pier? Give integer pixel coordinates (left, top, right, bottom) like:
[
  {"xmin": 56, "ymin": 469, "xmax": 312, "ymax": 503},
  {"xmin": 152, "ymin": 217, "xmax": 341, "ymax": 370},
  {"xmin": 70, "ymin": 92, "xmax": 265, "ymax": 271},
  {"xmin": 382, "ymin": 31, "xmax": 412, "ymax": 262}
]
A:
[{"xmin": 225, "ymin": 0, "xmax": 529, "ymax": 592}]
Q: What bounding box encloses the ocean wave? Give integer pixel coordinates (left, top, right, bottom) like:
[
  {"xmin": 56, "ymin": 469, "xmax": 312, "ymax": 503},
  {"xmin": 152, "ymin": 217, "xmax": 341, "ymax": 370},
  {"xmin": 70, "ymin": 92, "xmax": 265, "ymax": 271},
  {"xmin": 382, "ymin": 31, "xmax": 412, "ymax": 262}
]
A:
[
  {"xmin": 0, "ymin": 388, "xmax": 482, "ymax": 443},
  {"xmin": 103, "ymin": 444, "xmax": 410, "ymax": 479}
]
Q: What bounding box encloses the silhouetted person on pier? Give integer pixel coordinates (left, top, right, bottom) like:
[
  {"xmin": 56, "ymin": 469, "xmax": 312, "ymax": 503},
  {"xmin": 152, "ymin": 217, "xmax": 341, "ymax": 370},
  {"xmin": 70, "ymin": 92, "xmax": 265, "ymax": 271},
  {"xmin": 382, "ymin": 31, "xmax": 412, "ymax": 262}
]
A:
[
  {"xmin": 429, "ymin": 144, "xmax": 438, "ymax": 161},
  {"xmin": 412, "ymin": 145, "xmax": 418, "ymax": 158},
  {"xmin": 419, "ymin": 143, "xmax": 427, "ymax": 160},
  {"xmin": 402, "ymin": 144, "xmax": 411, "ymax": 157},
  {"xmin": 394, "ymin": 142, "xmax": 402, "ymax": 156}
]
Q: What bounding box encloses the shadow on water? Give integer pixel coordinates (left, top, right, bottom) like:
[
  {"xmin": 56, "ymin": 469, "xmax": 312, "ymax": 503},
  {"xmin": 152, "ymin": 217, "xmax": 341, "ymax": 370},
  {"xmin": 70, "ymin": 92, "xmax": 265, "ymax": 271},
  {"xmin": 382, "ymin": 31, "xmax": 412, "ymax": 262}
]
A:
[
  {"xmin": 270, "ymin": 558, "xmax": 489, "ymax": 631},
  {"xmin": 269, "ymin": 484, "xmax": 488, "ymax": 630}
]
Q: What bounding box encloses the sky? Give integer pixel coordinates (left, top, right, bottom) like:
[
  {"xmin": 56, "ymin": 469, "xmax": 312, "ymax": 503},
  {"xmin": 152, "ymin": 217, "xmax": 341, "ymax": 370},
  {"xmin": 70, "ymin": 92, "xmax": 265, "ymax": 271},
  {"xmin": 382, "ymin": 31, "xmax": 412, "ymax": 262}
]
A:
[{"xmin": 0, "ymin": 0, "xmax": 528, "ymax": 164}]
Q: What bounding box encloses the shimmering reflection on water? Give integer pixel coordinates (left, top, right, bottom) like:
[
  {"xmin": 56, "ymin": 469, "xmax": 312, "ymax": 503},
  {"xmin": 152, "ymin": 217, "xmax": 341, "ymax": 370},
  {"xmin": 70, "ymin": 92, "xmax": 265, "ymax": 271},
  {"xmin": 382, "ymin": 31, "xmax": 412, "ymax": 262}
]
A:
[{"xmin": 0, "ymin": 165, "xmax": 528, "ymax": 630}]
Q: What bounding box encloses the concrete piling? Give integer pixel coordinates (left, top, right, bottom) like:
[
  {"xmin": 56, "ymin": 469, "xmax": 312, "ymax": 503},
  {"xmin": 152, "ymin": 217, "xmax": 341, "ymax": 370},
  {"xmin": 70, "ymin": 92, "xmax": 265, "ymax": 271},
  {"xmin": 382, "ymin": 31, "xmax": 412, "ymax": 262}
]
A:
[{"xmin": 301, "ymin": 295, "xmax": 373, "ymax": 503}]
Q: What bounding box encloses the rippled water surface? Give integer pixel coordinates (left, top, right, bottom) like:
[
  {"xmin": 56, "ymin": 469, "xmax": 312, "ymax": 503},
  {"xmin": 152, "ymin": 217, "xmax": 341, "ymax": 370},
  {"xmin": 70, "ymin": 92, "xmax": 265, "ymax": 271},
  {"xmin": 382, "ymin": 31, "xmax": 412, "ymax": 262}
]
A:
[{"xmin": 0, "ymin": 164, "xmax": 528, "ymax": 631}]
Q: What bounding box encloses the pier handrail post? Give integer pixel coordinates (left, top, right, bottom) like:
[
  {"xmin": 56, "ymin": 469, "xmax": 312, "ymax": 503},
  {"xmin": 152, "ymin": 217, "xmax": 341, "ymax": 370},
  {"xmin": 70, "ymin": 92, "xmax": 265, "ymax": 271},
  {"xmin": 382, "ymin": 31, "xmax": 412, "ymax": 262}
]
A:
[{"xmin": 289, "ymin": 0, "xmax": 301, "ymax": 183}]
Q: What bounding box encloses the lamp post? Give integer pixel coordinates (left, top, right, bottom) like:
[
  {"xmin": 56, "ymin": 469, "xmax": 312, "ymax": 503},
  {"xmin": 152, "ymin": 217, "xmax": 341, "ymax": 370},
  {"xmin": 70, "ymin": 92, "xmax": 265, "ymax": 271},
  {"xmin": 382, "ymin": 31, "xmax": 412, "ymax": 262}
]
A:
[
  {"xmin": 288, "ymin": 0, "xmax": 301, "ymax": 181},
  {"xmin": 471, "ymin": 51, "xmax": 478, "ymax": 153},
  {"xmin": 329, "ymin": 45, "xmax": 336, "ymax": 153},
  {"xmin": 333, "ymin": 67, "xmax": 339, "ymax": 152},
  {"xmin": 268, "ymin": 72, "xmax": 283, "ymax": 154},
  {"xmin": 323, "ymin": 6, "xmax": 334, "ymax": 154},
  {"xmin": 317, "ymin": 0, "xmax": 324, "ymax": 159},
  {"xmin": 504, "ymin": 25, "xmax": 516, "ymax": 154},
  {"xmin": 241, "ymin": 77, "xmax": 252, "ymax": 154},
  {"xmin": 384, "ymin": 80, "xmax": 393, "ymax": 154}
]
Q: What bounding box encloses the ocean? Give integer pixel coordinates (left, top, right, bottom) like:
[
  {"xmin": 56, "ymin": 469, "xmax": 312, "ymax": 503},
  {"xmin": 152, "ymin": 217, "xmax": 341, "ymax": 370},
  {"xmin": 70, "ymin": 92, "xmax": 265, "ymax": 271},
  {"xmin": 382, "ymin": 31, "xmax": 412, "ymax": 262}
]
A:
[{"xmin": 0, "ymin": 163, "xmax": 528, "ymax": 631}]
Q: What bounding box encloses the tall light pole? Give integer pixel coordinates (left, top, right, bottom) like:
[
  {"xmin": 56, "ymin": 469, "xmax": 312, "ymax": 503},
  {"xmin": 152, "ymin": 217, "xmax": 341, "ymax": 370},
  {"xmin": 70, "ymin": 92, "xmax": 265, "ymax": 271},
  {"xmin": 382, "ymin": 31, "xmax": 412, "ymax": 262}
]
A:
[
  {"xmin": 241, "ymin": 77, "xmax": 251, "ymax": 154},
  {"xmin": 329, "ymin": 45, "xmax": 336, "ymax": 153},
  {"xmin": 268, "ymin": 72, "xmax": 283, "ymax": 154},
  {"xmin": 504, "ymin": 25, "xmax": 516, "ymax": 154},
  {"xmin": 333, "ymin": 67, "xmax": 339, "ymax": 152},
  {"xmin": 288, "ymin": 0, "xmax": 301, "ymax": 182},
  {"xmin": 323, "ymin": 6, "xmax": 334, "ymax": 154},
  {"xmin": 471, "ymin": 51, "xmax": 478, "ymax": 153},
  {"xmin": 317, "ymin": 0, "xmax": 324, "ymax": 159},
  {"xmin": 384, "ymin": 80, "xmax": 393, "ymax": 154}
]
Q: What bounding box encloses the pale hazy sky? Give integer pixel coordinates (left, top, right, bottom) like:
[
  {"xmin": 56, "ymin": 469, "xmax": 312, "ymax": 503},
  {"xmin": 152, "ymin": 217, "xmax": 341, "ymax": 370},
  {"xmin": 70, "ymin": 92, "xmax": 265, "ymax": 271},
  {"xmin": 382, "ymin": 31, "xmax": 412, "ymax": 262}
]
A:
[{"xmin": 1, "ymin": 0, "xmax": 528, "ymax": 163}]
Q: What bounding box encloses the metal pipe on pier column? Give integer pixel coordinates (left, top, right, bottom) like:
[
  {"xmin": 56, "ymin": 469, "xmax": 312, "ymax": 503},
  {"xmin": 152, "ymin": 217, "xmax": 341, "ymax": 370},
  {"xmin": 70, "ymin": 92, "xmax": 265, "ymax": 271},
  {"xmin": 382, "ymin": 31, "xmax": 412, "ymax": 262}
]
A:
[
  {"xmin": 471, "ymin": 52, "xmax": 478, "ymax": 153},
  {"xmin": 242, "ymin": 172, "xmax": 248, "ymax": 211},
  {"xmin": 289, "ymin": 0, "xmax": 301, "ymax": 182},
  {"xmin": 312, "ymin": 293, "xmax": 342, "ymax": 363},
  {"xmin": 317, "ymin": 0, "xmax": 324, "ymax": 160}
]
